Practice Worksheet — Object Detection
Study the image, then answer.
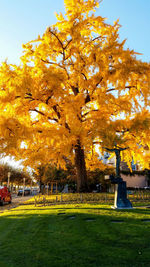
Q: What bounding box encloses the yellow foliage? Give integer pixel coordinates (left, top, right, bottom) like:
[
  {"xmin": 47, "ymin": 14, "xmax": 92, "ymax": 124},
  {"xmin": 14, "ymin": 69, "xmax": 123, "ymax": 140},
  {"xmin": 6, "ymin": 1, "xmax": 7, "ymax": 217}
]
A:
[{"xmin": 0, "ymin": 0, "xmax": 149, "ymax": 175}]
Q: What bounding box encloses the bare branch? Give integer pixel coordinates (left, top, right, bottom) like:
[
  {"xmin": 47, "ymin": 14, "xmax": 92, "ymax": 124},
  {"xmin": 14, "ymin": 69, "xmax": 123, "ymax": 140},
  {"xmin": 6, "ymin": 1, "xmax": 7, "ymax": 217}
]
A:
[
  {"xmin": 48, "ymin": 28, "xmax": 65, "ymax": 60},
  {"xmin": 91, "ymin": 77, "xmax": 103, "ymax": 95},
  {"xmin": 82, "ymin": 109, "xmax": 98, "ymax": 118},
  {"xmin": 96, "ymin": 77, "xmax": 103, "ymax": 87},
  {"xmin": 64, "ymin": 39, "xmax": 72, "ymax": 50},
  {"xmin": 92, "ymin": 36, "xmax": 102, "ymax": 42},
  {"xmin": 41, "ymin": 58, "xmax": 70, "ymax": 79},
  {"xmin": 52, "ymin": 105, "xmax": 61, "ymax": 119},
  {"xmin": 52, "ymin": 105, "xmax": 71, "ymax": 133},
  {"xmin": 29, "ymin": 108, "xmax": 58, "ymax": 122},
  {"xmin": 106, "ymin": 85, "xmax": 137, "ymax": 93},
  {"xmin": 65, "ymin": 122, "xmax": 71, "ymax": 133},
  {"xmin": 77, "ymin": 114, "xmax": 82, "ymax": 122},
  {"xmin": 30, "ymin": 109, "xmax": 45, "ymax": 116},
  {"xmin": 46, "ymin": 95, "xmax": 52, "ymax": 105},
  {"xmin": 81, "ymin": 72, "xmax": 87, "ymax": 80},
  {"xmin": 7, "ymin": 127, "xmax": 14, "ymax": 137},
  {"xmin": 106, "ymin": 88, "xmax": 116, "ymax": 93},
  {"xmin": 41, "ymin": 59, "xmax": 64, "ymax": 68}
]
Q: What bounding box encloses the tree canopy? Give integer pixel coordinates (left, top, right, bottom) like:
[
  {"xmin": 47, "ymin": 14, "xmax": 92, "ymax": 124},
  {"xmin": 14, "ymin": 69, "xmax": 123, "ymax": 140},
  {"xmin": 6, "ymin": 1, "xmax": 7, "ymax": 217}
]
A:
[
  {"xmin": 0, "ymin": 0, "xmax": 149, "ymax": 191},
  {"xmin": 0, "ymin": 163, "xmax": 31, "ymax": 185}
]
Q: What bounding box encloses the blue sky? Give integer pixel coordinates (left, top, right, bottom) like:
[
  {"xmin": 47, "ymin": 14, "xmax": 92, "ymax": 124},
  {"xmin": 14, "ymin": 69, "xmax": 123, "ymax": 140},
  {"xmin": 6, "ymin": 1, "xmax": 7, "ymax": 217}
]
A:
[{"xmin": 0, "ymin": 0, "xmax": 149, "ymax": 64}]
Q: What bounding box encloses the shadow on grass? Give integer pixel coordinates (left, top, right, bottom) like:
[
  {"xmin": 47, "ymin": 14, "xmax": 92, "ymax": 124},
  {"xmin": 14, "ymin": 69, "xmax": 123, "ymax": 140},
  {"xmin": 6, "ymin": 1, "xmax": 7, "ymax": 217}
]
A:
[
  {"xmin": 4, "ymin": 204, "xmax": 150, "ymax": 217},
  {"xmin": 0, "ymin": 206, "xmax": 150, "ymax": 267}
]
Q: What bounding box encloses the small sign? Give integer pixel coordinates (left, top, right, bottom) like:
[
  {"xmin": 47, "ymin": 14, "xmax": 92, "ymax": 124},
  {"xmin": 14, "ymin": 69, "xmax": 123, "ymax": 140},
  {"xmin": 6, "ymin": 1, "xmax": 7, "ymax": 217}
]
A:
[{"xmin": 104, "ymin": 175, "xmax": 110, "ymax": 180}]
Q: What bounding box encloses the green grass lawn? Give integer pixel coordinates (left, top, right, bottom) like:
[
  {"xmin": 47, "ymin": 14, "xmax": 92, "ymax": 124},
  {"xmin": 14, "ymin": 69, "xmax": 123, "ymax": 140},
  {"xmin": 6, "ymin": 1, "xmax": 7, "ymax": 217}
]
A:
[{"xmin": 0, "ymin": 203, "xmax": 150, "ymax": 267}]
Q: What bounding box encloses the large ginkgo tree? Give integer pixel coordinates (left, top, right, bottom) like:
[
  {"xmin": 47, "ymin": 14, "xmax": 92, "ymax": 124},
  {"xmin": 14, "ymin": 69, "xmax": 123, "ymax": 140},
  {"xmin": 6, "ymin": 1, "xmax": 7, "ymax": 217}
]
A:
[{"xmin": 0, "ymin": 0, "xmax": 150, "ymax": 191}]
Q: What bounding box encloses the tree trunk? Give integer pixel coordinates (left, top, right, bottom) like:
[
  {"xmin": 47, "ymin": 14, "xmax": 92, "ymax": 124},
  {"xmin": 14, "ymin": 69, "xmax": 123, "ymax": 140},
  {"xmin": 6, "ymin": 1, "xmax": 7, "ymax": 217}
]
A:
[{"xmin": 75, "ymin": 140, "xmax": 88, "ymax": 192}]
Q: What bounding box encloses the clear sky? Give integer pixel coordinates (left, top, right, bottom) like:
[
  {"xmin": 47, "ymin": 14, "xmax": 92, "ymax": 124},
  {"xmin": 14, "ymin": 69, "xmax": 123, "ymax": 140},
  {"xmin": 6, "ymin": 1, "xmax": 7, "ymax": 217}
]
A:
[{"xmin": 0, "ymin": 0, "xmax": 149, "ymax": 64}]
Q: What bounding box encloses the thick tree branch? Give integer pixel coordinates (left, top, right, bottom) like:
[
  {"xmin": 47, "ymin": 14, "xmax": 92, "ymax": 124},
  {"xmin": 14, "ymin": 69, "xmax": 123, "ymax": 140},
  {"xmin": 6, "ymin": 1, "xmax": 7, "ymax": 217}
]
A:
[
  {"xmin": 29, "ymin": 108, "xmax": 58, "ymax": 122},
  {"xmin": 81, "ymin": 72, "xmax": 87, "ymax": 80},
  {"xmin": 52, "ymin": 105, "xmax": 71, "ymax": 133},
  {"xmin": 85, "ymin": 94, "xmax": 91, "ymax": 104},
  {"xmin": 77, "ymin": 114, "xmax": 82, "ymax": 122},
  {"xmin": 71, "ymin": 85, "xmax": 79, "ymax": 96},
  {"xmin": 65, "ymin": 122, "xmax": 71, "ymax": 133},
  {"xmin": 52, "ymin": 105, "xmax": 61, "ymax": 119},
  {"xmin": 46, "ymin": 96, "xmax": 52, "ymax": 105}
]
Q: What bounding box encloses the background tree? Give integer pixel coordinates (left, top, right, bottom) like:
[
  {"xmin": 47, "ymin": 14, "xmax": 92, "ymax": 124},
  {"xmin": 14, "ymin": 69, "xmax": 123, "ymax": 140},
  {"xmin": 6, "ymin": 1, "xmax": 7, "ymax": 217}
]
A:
[
  {"xmin": 0, "ymin": 163, "xmax": 32, "ymax": 187},
  {"xmin": 0, "ymin": 0, "xmax": 149, "ymax": 192},
  {"xmin": 87, "ymin": 166, "xmax": 114, "ymax": 192},
  {"xmin": 34, "ymin": 163, "xmax": 68, "ymax": 193}
]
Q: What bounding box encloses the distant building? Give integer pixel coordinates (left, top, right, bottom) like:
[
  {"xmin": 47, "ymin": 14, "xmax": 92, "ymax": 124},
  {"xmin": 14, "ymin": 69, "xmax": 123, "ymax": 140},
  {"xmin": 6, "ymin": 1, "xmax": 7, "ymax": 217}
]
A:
[
  {"xmin": 121, "ymin": 172, "xmax": 148, "ymax": 188},
  {"xmin": 103, "ymin": 152, "xmax": 149, "ymax": 188}
]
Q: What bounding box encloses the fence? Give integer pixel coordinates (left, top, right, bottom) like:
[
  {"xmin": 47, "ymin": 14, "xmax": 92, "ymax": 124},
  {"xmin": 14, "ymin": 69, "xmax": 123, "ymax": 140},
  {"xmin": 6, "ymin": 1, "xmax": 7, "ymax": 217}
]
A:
[
  {"xmin": 29, "ymin": 190, "xmax": 150, "ymax": 207},
  {"xmin": 128, "ymin": 189, "xmax": 150, "ymax": 203}
]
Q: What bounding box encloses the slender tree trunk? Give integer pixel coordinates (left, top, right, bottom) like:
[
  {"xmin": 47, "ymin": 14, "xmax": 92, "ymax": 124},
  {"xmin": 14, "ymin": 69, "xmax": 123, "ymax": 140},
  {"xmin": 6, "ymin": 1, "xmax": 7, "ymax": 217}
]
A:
[{"xmin": 74, "ymin": 140, "xmax": 88, "ymax": 192}]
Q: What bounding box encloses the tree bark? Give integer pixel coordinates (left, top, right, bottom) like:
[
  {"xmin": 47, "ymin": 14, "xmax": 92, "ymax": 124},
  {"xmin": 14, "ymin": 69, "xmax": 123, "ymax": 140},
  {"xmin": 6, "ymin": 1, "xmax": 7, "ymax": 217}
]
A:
[{"xmin": 74, "ymin": 140, "xmax": 88, "ymax": 192}]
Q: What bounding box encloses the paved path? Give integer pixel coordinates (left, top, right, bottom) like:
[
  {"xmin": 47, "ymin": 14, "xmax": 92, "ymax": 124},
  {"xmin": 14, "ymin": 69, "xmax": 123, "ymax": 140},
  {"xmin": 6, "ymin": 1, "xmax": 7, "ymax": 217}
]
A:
[{"xmin": 0, "ymin": 195, "xmax": 33, "ymax": 212}]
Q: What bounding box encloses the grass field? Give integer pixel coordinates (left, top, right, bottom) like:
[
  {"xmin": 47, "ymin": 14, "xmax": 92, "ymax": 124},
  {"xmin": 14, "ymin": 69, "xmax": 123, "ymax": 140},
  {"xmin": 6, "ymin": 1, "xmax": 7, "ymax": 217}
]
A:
[{"xmin": 0, "ymin": 203, "xmax": 150, "ymax": 267}]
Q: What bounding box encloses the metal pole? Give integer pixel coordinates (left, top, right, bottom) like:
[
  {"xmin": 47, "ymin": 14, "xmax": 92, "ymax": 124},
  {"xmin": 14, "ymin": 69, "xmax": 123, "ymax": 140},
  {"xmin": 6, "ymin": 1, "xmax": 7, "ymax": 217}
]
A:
[
  {"xmin": 7, "ymin": 172, "xmax": 11, "ymax": 189},
  {"xmin": 31, "ymin": 180, "xmax": 32, "ymax": 195},
  {"xmin": 47, "ymin": 183, "xmax": 48, "ymax": 195},
  {"xmin": 56, "ymin": 182, "xmax": 58, "ymax": 194},
  {"xmin": 23, "ymin": 178, "xmax": 25, "ymax": 197},
  {"xmin": 115, "ymin": 150, "xmax": 121, "ymax": 177}
]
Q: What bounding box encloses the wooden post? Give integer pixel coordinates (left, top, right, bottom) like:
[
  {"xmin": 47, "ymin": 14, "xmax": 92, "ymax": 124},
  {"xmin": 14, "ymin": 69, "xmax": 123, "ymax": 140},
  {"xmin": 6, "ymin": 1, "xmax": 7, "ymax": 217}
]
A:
[
  {"xmin": 34, "ymin": 196, "xmax": 37, "ymax": 207},
  {"xmin": 143, "ymin": 191, "xmax": 144, "ymax": 201},
  {"xmin": 23, "ymin": 178, "xmax": 25, "ymax": 197},
  {"xmin": 56, "ymin": 182, "xmax": 58, "ymax": 194},
  {"xmin": 51, "ymin": 182, "xmax": 53, "ymax": 194},
  {"xmin": 43, "ymin": 196, "xmax": 46, "ymax": 206},
  {"xmin": 47, "ymin": 183, "xmax": 49, "ymax": 195}
]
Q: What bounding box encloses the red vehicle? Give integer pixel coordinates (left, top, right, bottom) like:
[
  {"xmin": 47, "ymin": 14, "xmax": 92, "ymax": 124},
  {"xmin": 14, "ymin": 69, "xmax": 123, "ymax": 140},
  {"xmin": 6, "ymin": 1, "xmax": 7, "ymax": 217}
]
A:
[{"xmin": 0, "ymin": 186, "xmax": 12, "ymax": 206}]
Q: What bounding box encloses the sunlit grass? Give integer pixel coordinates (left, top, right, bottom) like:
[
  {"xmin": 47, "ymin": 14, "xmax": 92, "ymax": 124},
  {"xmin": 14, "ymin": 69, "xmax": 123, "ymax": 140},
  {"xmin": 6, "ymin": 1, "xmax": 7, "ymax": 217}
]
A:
[
  {"xmin": 25, "ymin": 193, "xmax": 114, "ymax": 206},
  {"xmin": 0, "ymin": 203, "xmax": 150, "ymax": 267},
  {"xmin": 26, "ymin": 192, "xmax": 150, "ymax": 207}
]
